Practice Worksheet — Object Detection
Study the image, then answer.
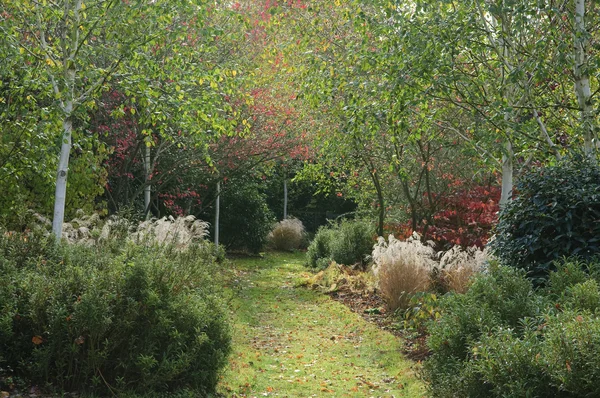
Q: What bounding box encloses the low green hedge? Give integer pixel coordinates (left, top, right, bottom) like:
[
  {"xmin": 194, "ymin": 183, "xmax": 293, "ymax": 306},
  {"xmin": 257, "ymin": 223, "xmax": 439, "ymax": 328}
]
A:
[{"xmin": 0, "ymin": 230, "xmax": 230, "ymax": 396}]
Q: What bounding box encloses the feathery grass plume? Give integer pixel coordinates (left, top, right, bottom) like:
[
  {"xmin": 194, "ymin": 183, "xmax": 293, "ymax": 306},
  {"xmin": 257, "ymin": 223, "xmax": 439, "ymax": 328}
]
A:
[
  {"xmin": 438, "ymin": 245, "xmax": 489, "ymax": 293},
  {"xmin": 268, "ymin": 218, "xmax": 306, "ymax": 251},
  {"xmin": 372, "ymin": 233, "xmax": 490, "ymax": 310},
  {"xmin": 136, "ymin": 215, "xmax": 210, "ymax": 247},
  {"xmin": 373, "ymin": 233, "xmax": 436, "ymax": 312}
]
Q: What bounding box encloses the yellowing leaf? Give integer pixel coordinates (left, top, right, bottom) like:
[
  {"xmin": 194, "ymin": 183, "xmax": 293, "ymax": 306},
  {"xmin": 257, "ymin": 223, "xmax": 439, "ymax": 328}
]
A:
[
  {"xmin": 19, "ymin": 47, "xmax": 25, "ymax": 54},
  {"xmin": 232, "ymin": 70, "xmax": 237, "ymax": 77},
  {"xmin": 45, "ymin": 58, "xmax": 55, "ymax": 67}
]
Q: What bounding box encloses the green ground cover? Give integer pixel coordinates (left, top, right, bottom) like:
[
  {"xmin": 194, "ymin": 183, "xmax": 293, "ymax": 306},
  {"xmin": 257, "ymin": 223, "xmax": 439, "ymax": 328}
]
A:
[{"xmin": 217, "ymin": 252, "xmax": 424, "ymax": 397}]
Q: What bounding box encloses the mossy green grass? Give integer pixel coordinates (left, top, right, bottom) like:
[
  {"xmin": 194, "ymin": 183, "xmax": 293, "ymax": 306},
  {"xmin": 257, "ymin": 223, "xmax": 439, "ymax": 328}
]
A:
[{"xmin": 218, "ymin": 252, "xmax": 424, "ymax": 397}]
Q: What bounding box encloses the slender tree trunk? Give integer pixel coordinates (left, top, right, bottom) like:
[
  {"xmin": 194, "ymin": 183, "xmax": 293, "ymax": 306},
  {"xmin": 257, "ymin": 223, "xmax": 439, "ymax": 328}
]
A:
[
  {"xmin": 52, "ymin": 100, "xmax": 73, "ymax": 239},
  {"xmin": 283, "ymin": 175, "xmax": 288, "ymax": 220},
  {"xmin": 574, "ymin": 0, "xmax": 595, "ymax": 155},
  {"xmin": 499, "ymin": 15, "xmax": 515, "ymax": 207},
  {"xmin": 144, "ymin": 144, "xmax": 151, "ymax": 219},
  {"xmin": 371, "ymin": 172, "xmax": 385, "ymax": 237},
  {"xmin": 499, "ymin": 140, "xmax": 514, "ymax": 206},
  {"xmin": 214, "ymin": 180, "xmax": 220, "ymax": 247}
]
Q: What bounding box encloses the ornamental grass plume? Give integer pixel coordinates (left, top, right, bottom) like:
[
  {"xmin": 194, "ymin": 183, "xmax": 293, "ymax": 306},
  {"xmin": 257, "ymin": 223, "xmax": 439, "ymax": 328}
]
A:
[
  {"xmin": 373, "ymin": 233, "xmax": 436, "ymax": 311},
  {"xmin": 268, "ymin": 217, "xmax": 306, "ymax": 251},
  {"xmin": 372, "ymin": 233, "xmax": 489, "ymax": 311}
]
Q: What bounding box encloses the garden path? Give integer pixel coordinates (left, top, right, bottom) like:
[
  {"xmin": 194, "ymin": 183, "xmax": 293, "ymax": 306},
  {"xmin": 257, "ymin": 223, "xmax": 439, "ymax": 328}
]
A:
[{"xmin": 217, "ymin": 252, "xmax": 424, "ymax": 397}]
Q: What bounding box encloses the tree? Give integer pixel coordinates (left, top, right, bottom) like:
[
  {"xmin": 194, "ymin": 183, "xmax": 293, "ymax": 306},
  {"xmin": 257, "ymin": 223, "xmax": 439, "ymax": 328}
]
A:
[{"xmin": 1, "ymin": 0, "xmax": 213, "ymax": 237}]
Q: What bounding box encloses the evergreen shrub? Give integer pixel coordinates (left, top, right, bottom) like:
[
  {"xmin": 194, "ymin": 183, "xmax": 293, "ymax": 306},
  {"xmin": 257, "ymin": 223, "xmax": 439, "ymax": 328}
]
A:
[
  {"xmin": 219, "ymin": 179, "xmax": 274, "ymax": 253},
  {"xmin": 423, "ymin": 259, "xmax": 600, "ymax": 397},
  {"xmin": 0, "ymin": 230, "xmax": 230, "ymax": 395},
  {"xmin": 306, "ymin": 219, "xmax": 374, "ymax": 269},
  {"xmin": 490, "ymin": 156, "xmax": 600, "ymax": 283}
]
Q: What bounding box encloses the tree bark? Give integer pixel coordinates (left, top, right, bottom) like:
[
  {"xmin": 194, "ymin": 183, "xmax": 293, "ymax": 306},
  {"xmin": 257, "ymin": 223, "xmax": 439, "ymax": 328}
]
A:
[
  {"xmin": 144, "ymin": 144, "xmax": 151, "ymax": 219},
  {"xmin": 51, "ymin": 100, "xmax": 73, "ymax": 239},
  {"xmin": 499, "ymin": 140, "xmax": 514, "ymax": 207},
  {"xmin": 573, "ymin": 0, "xmax": 595, "ymax": 155},
  {"xmin": 214, "ymin": 180, "xmax": 220, "ymax": 247},
  {"xmin": 283, "ymin": 174, "xmax": 288, "ymax": 220}
]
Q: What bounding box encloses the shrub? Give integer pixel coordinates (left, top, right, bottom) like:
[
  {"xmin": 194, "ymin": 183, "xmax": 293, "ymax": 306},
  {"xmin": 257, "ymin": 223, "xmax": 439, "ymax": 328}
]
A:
[
  {"xmin": 306, "ymin": 226, "xmax": 335, "ymax": 268},
  {"xmin": 490, "ymin": 156, "xmax": 600, "ymax": 283},
  {"xmin": 387, "ymin": 183, "xmax": 500, "ymax": 249},
  {"xmin": 306, "ymin": 219, "xmax": 374, "ymax": 269},
  {"xmin": 427, "ymin": 184, "xmax": 500, "ymax": 249},
  {"xmin": 0, "ymin": 230, "xmax": 230, "ymax": 396},
  {"xmin": 219, "ymin": 179, "xmax": 275, "ymax": 253},
  {"xmin": 329, "ymin": 219, "xmax": 375, "ymax": 267},
  {"xmin": 423, "ymin": 258, "xmax": 600, "ymax": 398},
  {"xmin": 267, "ymin": 218, "xmax": 306, "ymax": 251}
]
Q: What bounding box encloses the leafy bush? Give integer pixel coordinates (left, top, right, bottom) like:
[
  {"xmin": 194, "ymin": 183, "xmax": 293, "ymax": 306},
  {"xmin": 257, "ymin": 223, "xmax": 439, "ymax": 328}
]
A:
[
  {"xmin": 0, "ymin": 230, "xmax": 230, "ymax": 395},
  {"xmin": 329, "ymin": 219, "xmax": 375, "ymax": 267},
  {"xmin": 427, "ymin": 184, "xmax": 500, "ymax": 249},
  {"xmin": 423, "ymin": 258, "xmax": 600, "ymax": 398},
  {"xmin": 403, "ymin": 292, "xmax": 441, "ymax": 334},
  {"xmin": 306, "ymin": 226, "xmax": 335, "ymax": 268},
  {"xmin": 490, "ymin": 156, "xmax": 600, "ymax": 283},
  {"xmin": 267, "ymin": 218, "xmax": 306, "ymax": 251},
  {"xmin": 306, "ymin": 219, "xmax": 374, "ymax": 269},
  {"xmin": 219, "ymin": 179, "xmax": 275, "ymax": 253}
]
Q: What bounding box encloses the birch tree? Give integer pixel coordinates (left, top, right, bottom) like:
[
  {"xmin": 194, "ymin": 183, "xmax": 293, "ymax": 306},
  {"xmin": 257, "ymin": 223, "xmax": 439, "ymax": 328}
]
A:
[{"xmin": 1, "ymin": 0, "xmax": 209, "ymax": 238}]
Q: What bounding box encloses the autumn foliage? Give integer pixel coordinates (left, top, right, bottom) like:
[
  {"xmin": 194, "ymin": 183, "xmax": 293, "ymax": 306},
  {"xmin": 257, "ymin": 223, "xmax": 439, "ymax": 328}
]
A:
[{"xmin": 386, "ymin": 182, "xmax": 500, "ymax": 249}]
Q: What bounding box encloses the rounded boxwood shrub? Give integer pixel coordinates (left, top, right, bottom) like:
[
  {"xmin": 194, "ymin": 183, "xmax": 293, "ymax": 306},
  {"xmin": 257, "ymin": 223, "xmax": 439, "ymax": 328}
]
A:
[
  {"xmin": 219, "ymin": 178, "xmax": 275, "ymax": 254},
  {"xmin": 490, "ymin": 156, "xmax": 600, "ymax": 283},
  {"xmin": 0, "ymin": 230, "xmax": 230, "ymax": 395},
  {"xmin": 306, "ymin": 219, "xmax": 374, "ymax": 269}
]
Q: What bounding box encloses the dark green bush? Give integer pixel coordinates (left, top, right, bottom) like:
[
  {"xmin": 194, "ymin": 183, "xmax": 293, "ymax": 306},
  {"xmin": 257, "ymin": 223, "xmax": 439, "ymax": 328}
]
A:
[
  {"xmin": 490, "ymin": 156, "xmax": 600, "ymax": 283},
  {"xmin": 0, "ymin": 230, "xmax": 230, "ymax": 395},
  {"xmin": 306, "ymin": 225, "xmax": 335, "ymax": 268},
  {"xmin": 219, "ymin": 179, "xmax": 275, "ymax": 254},
  {"xmin": 306, "ymin": 219, "xmax": 374, "ymax": 269},
  {"xmin": 423, "ymin": 258, "xmax": 600, "ymax": 397}
]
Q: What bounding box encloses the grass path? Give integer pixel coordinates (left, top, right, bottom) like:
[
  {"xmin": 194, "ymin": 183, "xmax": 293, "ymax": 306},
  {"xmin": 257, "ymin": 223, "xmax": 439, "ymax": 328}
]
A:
[{"xmin": 217, "ymin": 252, "xmax": 425, "ymax": 397}]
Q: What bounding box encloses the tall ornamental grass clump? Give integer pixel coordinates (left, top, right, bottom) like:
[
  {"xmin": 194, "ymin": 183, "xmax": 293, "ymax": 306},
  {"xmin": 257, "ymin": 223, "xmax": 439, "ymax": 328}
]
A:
[
  {"xmin": 423, "ymin": 259, "xmax": 600, "ymax": 398},
  {"xmin": 0, "ymin": 230, "xmax": 230, "ymax": 396},
  {"xmin": 490, "ymin": 156, "xmax": 600, "ymax": 283},
  {"xmin": 306, "ymin": 219, "xmax": 374, "ymax": 269},
  {"xmin": 267, "ymin": 218, "xmax": 306, "ymax": 251},
  {"xmin": 372, "ymin": 234, "xmax": 488, "ymax": 312}
]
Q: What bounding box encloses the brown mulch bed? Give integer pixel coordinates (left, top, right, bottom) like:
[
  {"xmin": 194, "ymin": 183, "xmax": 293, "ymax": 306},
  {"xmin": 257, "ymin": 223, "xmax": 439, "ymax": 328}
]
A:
[{"xmin": 327, "ymin": 290, "xmax": 431, "ymax": 361}]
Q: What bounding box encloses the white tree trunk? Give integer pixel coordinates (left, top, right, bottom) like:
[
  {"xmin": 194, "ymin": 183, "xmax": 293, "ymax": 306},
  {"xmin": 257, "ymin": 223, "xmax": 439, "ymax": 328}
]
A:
[
  {"xmin": 51, "ymin": 102, "xmax": 73, "ymax": 239},
  {"xmin": 499, "ymin": 15, "xmax": 515, "ymax": 207},
  {"xmin": 144, "ymin": 144, "xmax": 151, "ymax": 219},
  {"xmin": 214, "ymin": 180, "xmax": 220, "ymax": 247},
  {"xmin": 283, "ymin": 177, "xmax": 288, "ymax": 220},
  {"xmin": 499, "ymin": 140, "xmax": 514, "ymax": 207},
  {"xmin": 573, "ymin": 0, "xmax": 595, "ymax": 155}
]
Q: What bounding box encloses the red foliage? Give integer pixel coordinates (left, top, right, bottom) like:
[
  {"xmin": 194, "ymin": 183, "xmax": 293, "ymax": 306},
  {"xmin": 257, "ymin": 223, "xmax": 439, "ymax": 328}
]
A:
[
  {"xmin": 386, "ymin": 184, "xmax": 500, "ymax": 249},
  {"xmin": 426, "ymin": 184, "xmax": 500, "ymax": 248}
]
